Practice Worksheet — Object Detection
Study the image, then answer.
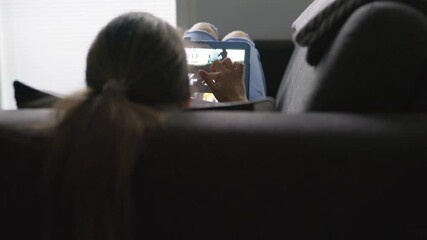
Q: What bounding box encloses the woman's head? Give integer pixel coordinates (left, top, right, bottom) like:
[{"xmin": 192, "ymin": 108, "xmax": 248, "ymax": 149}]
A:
[{"xmin": 86, "ymin": 12, "xmax": 189, "ymax": 108}]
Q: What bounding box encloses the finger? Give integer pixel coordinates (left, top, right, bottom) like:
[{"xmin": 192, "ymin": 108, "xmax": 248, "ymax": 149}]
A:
[
  {"xmin": 211, "ymin": 60, "xmax": 226, "ymax": 72},
  {"xmin": 210, "ymin": 62, "xmax": 216, "ymax": 72},
  {"xmin": 198, "ymin": 70, "xmax": 217, "ymax": 90},
  {"xmin": 223, "ymin": 57, "xmax": 233, "ymax": 69},
  {"xmin": 234, "ymin": 62, "xmax": 244, "ymax": 74}
]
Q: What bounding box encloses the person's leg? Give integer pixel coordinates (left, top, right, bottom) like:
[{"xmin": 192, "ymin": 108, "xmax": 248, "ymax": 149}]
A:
[
  {"xmin": 223, "ymin": 31, "xmax": 266, "ymax": 100},
  {"xmin": 183, "ymin": 22, "xmax": 219, "ymax": 41}
]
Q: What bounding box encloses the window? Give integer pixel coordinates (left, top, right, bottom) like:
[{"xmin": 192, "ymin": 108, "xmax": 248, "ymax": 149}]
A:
[{"xmin": 0, "ymin": 0, "xmax": 176, "ymax": 109}]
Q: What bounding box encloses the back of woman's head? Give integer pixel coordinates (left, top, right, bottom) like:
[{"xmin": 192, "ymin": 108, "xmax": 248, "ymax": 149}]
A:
[
  {"xmin": 44, "ymin": 12, "xmax": 188, "ymax": 240},
  {"xmin": 87, "ymin": 12, "xmax": 189, "ymax": 106}
]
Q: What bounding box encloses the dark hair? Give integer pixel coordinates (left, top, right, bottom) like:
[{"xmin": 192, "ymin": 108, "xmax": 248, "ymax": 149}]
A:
[{"xmin": 43, "ymin": 12, "xmax": 189, "ymax": 240}]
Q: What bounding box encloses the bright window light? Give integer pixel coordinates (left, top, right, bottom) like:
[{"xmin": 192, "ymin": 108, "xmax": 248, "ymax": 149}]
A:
[{"xmin": 0, "ymin": 0, "xmax": 176, "ymax": 109}]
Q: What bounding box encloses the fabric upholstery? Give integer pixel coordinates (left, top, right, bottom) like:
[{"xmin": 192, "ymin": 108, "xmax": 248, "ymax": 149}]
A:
[
  {"xmin": 2, "ymin": 109, "xmax": 427, "ymax": 239},
  {"xmin": 277, "ymin": 1, "xmax": 427, "ymax": 113}
]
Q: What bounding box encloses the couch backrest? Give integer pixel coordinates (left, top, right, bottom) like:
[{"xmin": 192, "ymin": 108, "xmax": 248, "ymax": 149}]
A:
[
  {"xmin": 2, "ymin": 109, "xmax": 427, "ymax": 239},
  {"xmin": 276, "ymin": 1, "xmax": 427, "ymax": 113}
]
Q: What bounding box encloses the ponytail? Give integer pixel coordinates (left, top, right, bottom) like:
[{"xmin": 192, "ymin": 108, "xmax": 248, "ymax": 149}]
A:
[{"xmin": 44, "ymin": 88, "xmax": 162, "ymax": 240}]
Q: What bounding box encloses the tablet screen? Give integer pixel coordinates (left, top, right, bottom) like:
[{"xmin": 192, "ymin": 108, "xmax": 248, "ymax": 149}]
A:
[{"xmin": 184, "ymin": 41, "xmax": 250, "ymax": 102}]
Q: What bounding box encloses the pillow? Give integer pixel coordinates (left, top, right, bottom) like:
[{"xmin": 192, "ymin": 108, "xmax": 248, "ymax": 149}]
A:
[{"xmin": 13, "ymin": 80, "xmax": 60, "ymax": 109}]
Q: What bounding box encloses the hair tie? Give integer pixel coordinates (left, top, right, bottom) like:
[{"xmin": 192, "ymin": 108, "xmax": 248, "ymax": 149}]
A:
[{"xmin": 102, "ymin": 80, "xmax": 126, "ymax": 93}]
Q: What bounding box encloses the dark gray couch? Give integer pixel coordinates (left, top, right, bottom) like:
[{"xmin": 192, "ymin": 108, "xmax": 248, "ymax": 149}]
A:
[
  {"xmin": 2, "ymin": 110, "xmax": 427, "ymax": 239},
  {"xmin": 276, "ymin": 0, "xmax": 427, "ymax": 113},
  {"xmin": 2, "ymin": 1, "xmax": 427, "ymax": 239}
]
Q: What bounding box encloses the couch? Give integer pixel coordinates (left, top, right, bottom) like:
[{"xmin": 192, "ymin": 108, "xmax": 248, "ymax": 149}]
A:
[
  {"xmin": 2, "ymin": 0, "xmax": 427, "ymax": 239},
  {"xmin": 2, "ymin": 110, "xmax": 427, "ymax": 239}
]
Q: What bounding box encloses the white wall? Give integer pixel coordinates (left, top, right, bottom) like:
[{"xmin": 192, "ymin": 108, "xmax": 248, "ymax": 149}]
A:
[
  {"xmin": 0, "ymin": 1, "xmax": 4, "ymax": 108},
  {"xmin": 0, "ymin": 0, "xmax": 176, "ymax": 110},
  {"xmin": 177, "ymin": 0, "xmax": 313, "ymax": 40}
]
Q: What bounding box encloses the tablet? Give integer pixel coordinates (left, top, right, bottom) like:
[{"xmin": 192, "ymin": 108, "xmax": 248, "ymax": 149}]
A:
[{"xmin": 184, "ymin": 40, "xmax": 251, "ymax": 102}]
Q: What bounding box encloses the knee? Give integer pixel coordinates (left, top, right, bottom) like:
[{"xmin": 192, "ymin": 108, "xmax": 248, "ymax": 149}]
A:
[
  {"xmin": 187, "ymin": 22, "xmax": 218, "ymax": 39},
  {"xmin": 222, "ymin": 30, "xmax": 252, "ymax": 41}
]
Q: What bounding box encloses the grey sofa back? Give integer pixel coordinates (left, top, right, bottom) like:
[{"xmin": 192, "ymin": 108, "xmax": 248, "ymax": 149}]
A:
[
  {"xmin": 276, "ymin": 1, "xmax": 427, "ymax": 113},
  {"xmin": 2, "ymin": 109, "xmax": 427, "ymax": 239}
]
